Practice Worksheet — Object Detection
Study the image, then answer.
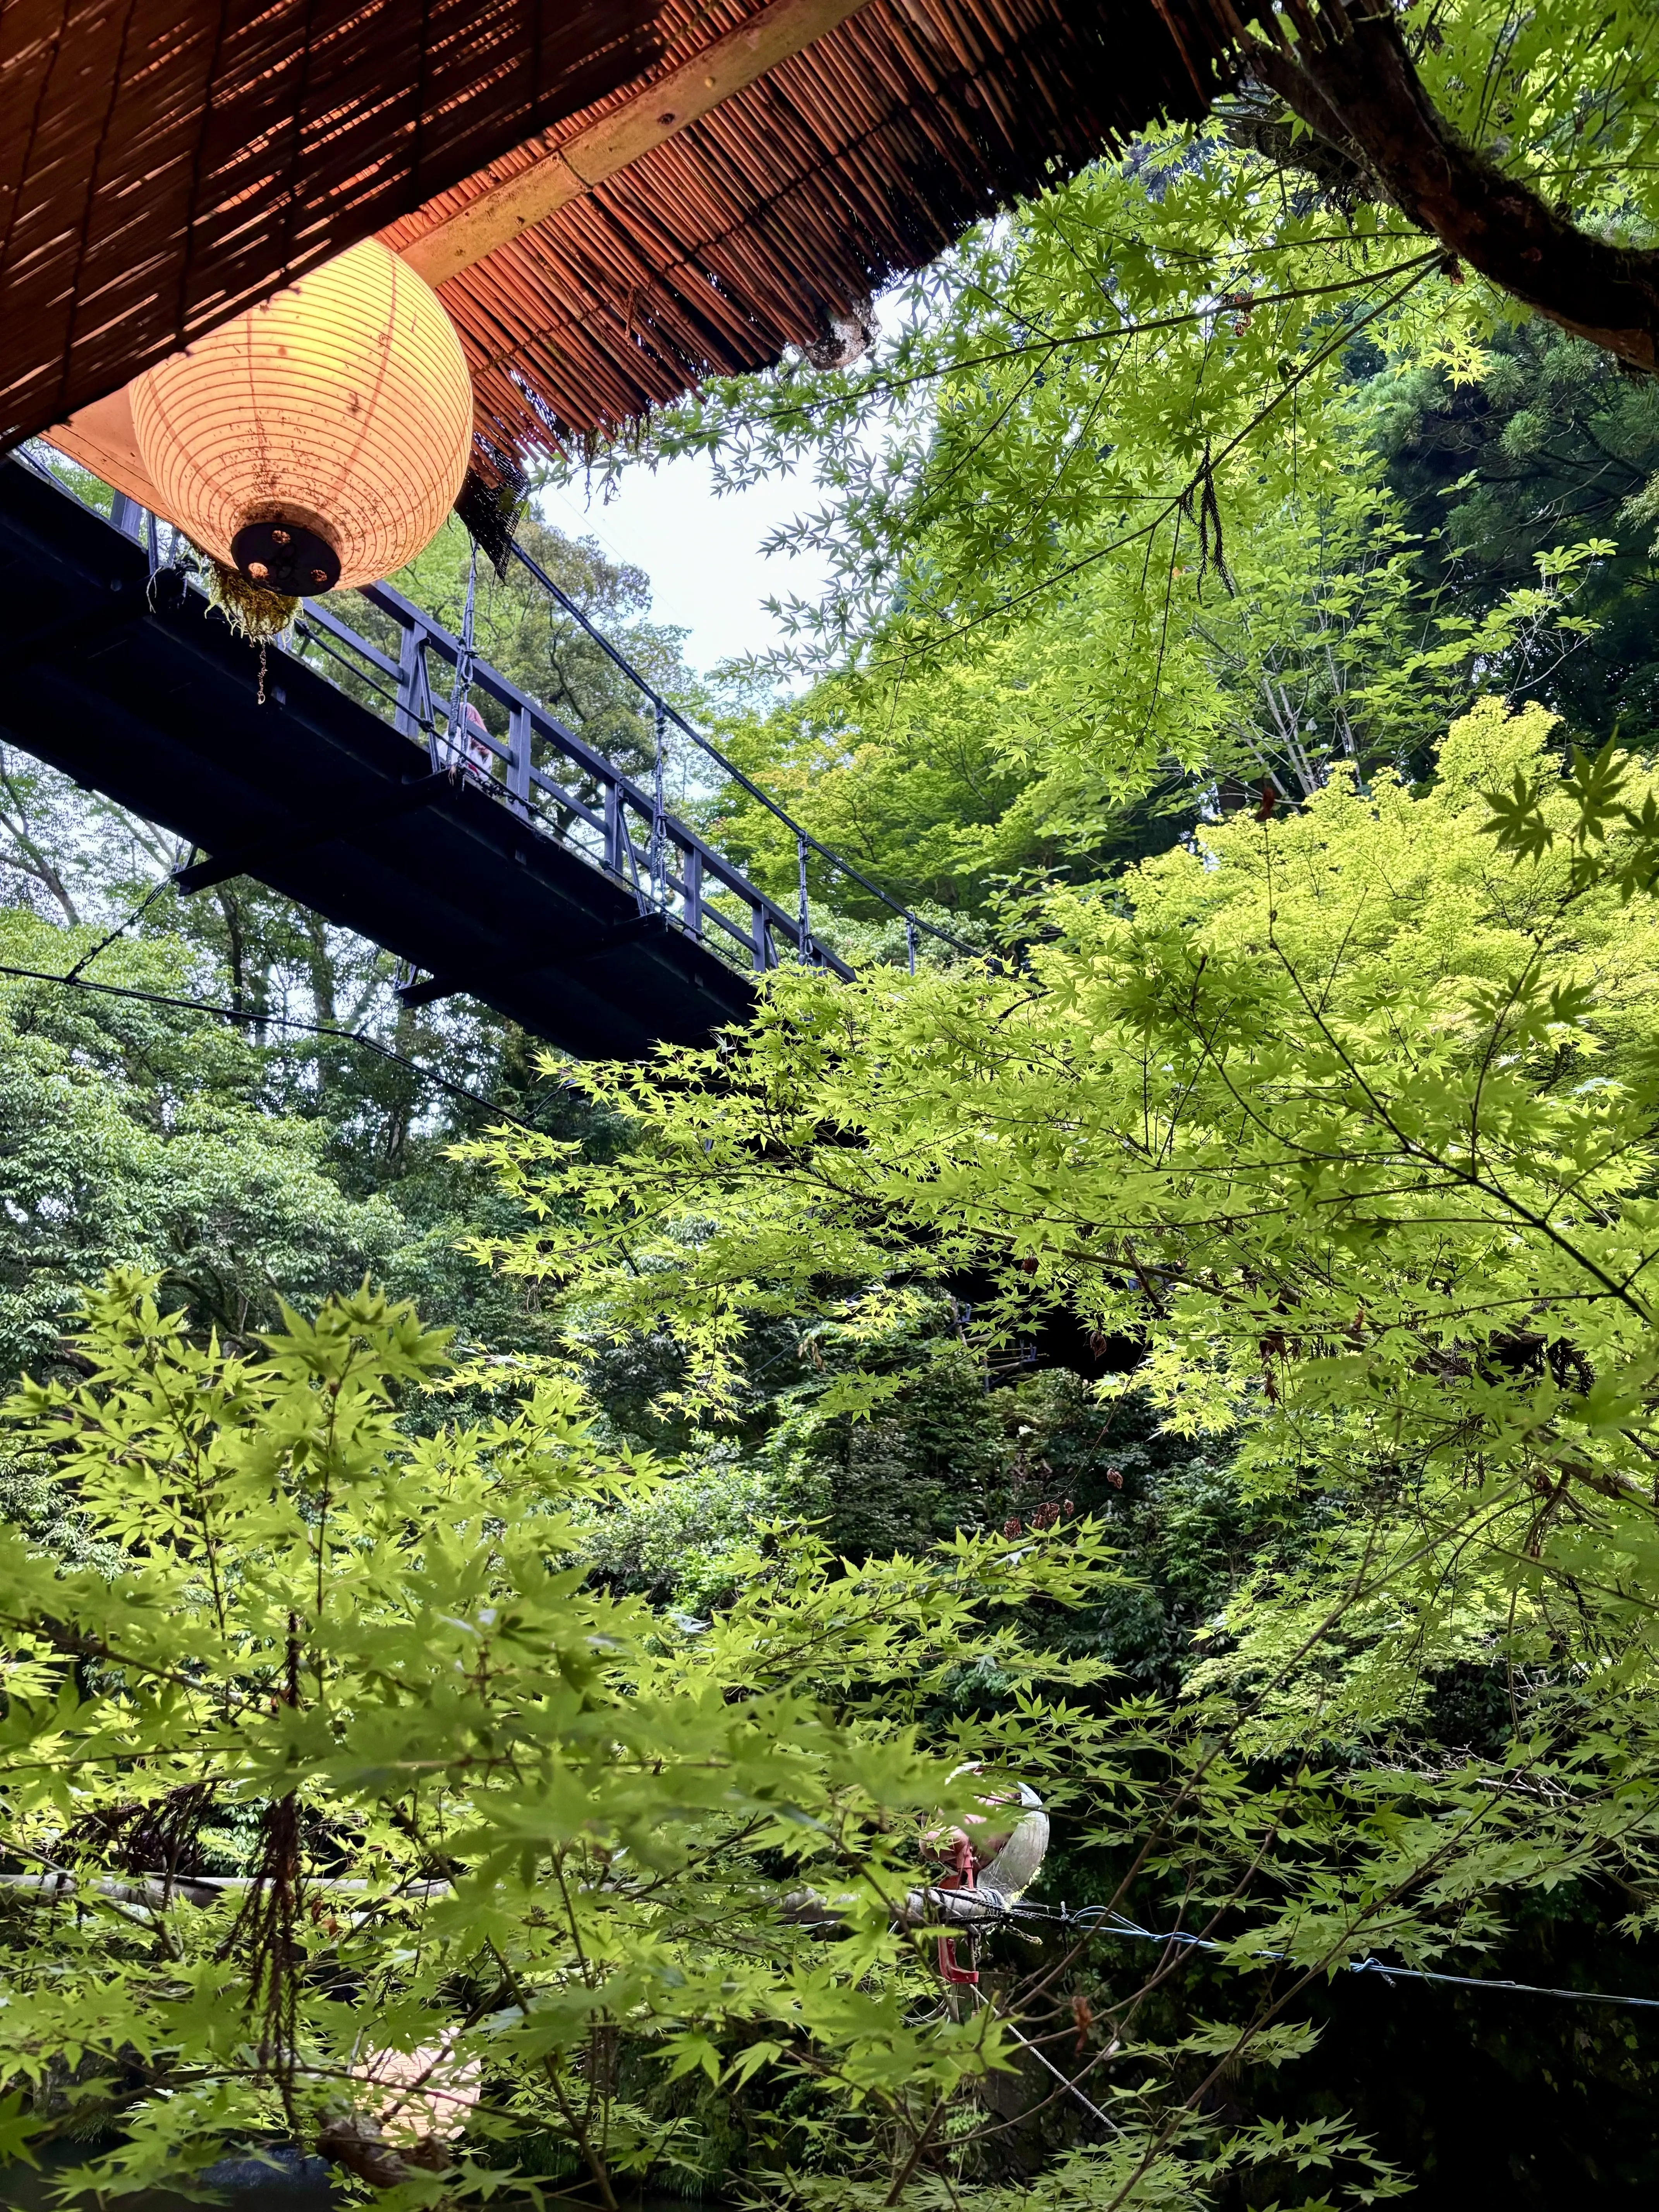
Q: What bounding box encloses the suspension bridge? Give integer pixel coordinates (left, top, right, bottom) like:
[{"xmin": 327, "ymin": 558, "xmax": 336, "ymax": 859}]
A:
[{"xmin": 0, "ymin": 449, "xmax": 915, "ymax": 1059}]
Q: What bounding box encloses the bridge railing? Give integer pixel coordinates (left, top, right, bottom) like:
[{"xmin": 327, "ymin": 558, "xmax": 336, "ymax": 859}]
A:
[
  {"xmin": 33, "ymin": 458, "xmax": 853, "ymax": 986},
  {"xmin": 289, "ymin": 570, "xmax": 851, "ymax": 981}
]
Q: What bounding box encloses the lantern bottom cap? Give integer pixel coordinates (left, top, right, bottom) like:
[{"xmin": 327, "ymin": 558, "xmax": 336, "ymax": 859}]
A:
[{"xmin": 232, "ymin": 514, "xmax": 342, "ymax": 595}]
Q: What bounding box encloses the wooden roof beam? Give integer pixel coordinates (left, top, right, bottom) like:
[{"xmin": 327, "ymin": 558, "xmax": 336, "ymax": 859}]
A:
[{"xmin": 399, "ymin": 0, "xmax": 879, "ymax": 289}]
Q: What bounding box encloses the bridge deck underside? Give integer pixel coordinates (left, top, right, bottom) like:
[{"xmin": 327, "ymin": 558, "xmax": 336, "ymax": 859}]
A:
[{"xmin": 0, "ymin": 465, "xmax": 757, "ymax": 1059}]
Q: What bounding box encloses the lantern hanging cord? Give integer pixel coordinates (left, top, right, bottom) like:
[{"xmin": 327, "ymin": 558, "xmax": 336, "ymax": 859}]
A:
[{"xmin": 0, "ymin": 960, "xmax": 543, "ymax": 1133}]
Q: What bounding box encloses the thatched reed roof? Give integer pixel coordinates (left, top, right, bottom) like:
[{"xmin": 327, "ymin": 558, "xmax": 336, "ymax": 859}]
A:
[
  {"xmin": 1, "ymin": 0, "xmax": 663, "ymax": 448},
  {"xmin": 2, "ymin": 0, "xmax": 1240, "ymax": 464},
  {"xmin": 389, "ymin": 0, "xmax": 1240, "ymax": 459}
]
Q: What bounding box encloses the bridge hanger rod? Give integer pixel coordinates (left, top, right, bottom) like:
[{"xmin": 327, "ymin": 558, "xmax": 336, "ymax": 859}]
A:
[{"xmin": 507, "ymin": 538, "xmax": 988, "ymax": 964}]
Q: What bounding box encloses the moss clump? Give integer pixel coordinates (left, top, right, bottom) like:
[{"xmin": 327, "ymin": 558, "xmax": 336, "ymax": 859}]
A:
[{"xmin": 198, "ymin": 555, "xmax": 299, "ymax": 642}]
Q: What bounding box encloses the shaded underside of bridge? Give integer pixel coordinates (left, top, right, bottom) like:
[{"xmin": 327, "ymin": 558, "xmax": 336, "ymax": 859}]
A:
[{"xmin": 0, "ymin": 461, "xmax": 761, "ymax": 1059}]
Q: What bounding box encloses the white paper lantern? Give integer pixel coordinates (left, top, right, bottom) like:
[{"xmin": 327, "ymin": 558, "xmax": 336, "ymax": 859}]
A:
[{"xmin": 130, "ymin": 237, "xmax": 472, "ymax": 593}]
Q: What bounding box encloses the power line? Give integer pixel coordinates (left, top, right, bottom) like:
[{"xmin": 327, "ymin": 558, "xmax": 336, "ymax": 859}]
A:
[{"xmin": 0, "ymin": 960, "xmax": 543, "ymax": 1133}]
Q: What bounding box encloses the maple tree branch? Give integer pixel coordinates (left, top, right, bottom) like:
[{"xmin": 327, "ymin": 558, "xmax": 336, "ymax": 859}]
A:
[{"xmin": 1238, "ymin": 0, "xmax": 1659, "ymax": 369}]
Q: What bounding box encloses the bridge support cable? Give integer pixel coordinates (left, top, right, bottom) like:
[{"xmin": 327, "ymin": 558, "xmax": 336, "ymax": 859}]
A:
[
  {"xmin": 61, "ymin": 872, "xmax": 181, "ymax": 982},
  {"xmin": 503, "ymin": 536, "xmax": 984, "ymax": 968}
]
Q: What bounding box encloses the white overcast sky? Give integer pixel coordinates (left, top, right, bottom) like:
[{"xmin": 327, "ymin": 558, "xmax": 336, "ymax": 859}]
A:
[
  {"xmin": 537, "ymin": 452, "xmax": 833, "ymax": 675},
  {"xmin": 535, "ymin": 276, "xmax": 919, "ymax": 674}
]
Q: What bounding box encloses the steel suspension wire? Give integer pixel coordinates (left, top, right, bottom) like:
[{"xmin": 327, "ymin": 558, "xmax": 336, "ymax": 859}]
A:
[
  {"xmin": 0, "ymin": 961, "xmax": 543, "ymax": 1133},
  {"xmin": 970, "ymin": 1988, "xmax": 1120, "ymax": 2135},
  {"xmin": 61, "ymin": 872, "xmax": 183, "ymax": 982},
  {"xmin": 999, "ymin": 1901, "xmax": 1659, "ymax": 2013},
  {"xmin": 507, "ymin": 537, "xmax": 987, "ymax": 965}
]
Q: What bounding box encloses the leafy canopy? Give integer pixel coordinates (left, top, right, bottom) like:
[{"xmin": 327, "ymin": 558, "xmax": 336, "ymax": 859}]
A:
[
  {"xmin": 467, "ymin": 693, "xmax": 1659, "ymax": 1791},
  {"xmin": 0, "ymin": 1276, "xmax": 1136, "ymax": 2206}
]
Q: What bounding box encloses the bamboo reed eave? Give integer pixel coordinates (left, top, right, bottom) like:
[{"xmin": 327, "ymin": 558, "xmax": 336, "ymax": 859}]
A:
[{"xmin": 3, "ymin": 0, "xmax": 1242, "ymax": 465}]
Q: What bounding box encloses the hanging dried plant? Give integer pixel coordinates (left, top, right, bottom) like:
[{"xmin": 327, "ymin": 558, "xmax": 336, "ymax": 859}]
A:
[{"xmin": 198, "ymin": 553, "xmax": 300, "ymax": 643}]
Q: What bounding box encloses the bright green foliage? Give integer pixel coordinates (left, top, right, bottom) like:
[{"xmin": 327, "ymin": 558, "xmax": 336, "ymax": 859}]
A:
[
  {"xmin": 585, "ymin": 101, "xmax": 1645, "ymax": 683},
  {"xmin": 568, "ymin": 0, "xmax": 1659, "ymax": 855},
  {"xmin": 463, "ymin": 696, "xmax": 1659, "ymax": 1884},
  {"xmin": 444, "ymin": 698, "xmax": 1659, "ymax": 2205},
  {"xmin": 704, "ymin": 468, "xmax": 1609, "ymax": 929},
  {"xmin": 703, "ymin": 637, "xmax": 1182, "ymax": 920},
  {"xmin": 467, "ymin": 694, "xmax": 1659, "ymax": 1446},
  {"xmin": 589, "ymin": 140, "xmax": 1456, "ymax": 686},
  {"xmin": 610, "ymin": 148, "xmax": 1617, "ymax": 901},
  {"xmin": 0, "ymin": 1276, "xmax": 1154, "ymax": 2206},
  {"xmin": 0, "ymin": 1276, "xmax": 1551, "ymax": 2211}
]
